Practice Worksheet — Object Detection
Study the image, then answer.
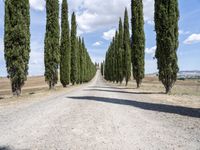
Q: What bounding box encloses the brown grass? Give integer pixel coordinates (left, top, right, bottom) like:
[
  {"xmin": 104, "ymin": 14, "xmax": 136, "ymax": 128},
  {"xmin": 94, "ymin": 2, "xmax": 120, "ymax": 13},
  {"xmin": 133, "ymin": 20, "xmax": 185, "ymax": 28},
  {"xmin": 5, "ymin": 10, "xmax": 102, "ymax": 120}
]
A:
[{"xmin": 0, "ymin": 76, "xmax": 63, "ymax": 98}]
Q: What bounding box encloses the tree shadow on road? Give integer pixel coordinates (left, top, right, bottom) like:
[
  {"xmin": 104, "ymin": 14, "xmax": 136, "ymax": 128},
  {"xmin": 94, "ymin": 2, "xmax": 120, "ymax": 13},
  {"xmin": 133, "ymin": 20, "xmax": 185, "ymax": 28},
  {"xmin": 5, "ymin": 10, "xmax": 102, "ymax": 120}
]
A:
[
  {"xmin": 0, "ymin": 146, "xmax": 14, "ymax": 150},
  {"xmin": 84, "ymin": 89, "xmax": 164, "ymax": 95},
  {"xmin": 88, "ymin": 86, "xmax": 134, "ymax": 90},
  {"xmin": 68, "ymin": 96, "xmax": 200, "ymax": 118}
]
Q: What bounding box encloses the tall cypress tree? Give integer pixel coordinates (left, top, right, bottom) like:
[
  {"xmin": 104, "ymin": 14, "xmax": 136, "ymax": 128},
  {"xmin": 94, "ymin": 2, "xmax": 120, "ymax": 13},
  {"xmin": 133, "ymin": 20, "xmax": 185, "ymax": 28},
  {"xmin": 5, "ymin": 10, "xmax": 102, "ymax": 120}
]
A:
[
  {"xmin": 79, "ymin": 37, "xmax": 84, "ymax": 84},
  {"xmin": 114, "ymin": 31, "xmax": 119, "ymax": 83},
  {"xmin": 118, "ymin": 18, "xmax": 124, "ymax": 84},
  {"xmin": 131, "ymin": 0, "xmax": 145, "ymax": 88},
  {"xmin": 71, "ymin": 12, "xmax": 77, "ymax": 85},
  {"xmin": 123, "ymin": 8, "xmax": 131, "ymax": 86},
  {"xmin": 76, "ymin": 37, "xmax": 81, "ymax": 84},
  {"xmin": 81, "ymin": 38, "xmax": 86, "ymax": 82},
  {"xmin": 154, "ymin": 0, "xmax": 179, "ymax": 94},
  {"xmin": 4, "ymin": 0, "xmax": 30, "ymax": 95},
  {"xmin": 60, "ymin": 0, "xmax": 70, "ymax": 87},
  {"xmin": 44, "ymin": 0, "xmax": 60, "ymax": 89}
]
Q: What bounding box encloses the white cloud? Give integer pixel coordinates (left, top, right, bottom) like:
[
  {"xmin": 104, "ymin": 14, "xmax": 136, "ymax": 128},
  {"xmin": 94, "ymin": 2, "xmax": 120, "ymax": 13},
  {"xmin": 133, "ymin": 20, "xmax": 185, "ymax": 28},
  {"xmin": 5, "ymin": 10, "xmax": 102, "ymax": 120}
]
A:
[
  {"xmin": 93, "ymin": 41, "xmax": 103, "ymax": 46},
  {"xmin": 145, "ymin": 46, "xmax": 156, "ymax": 55},
  {"xmin": 76, "ymin": 0, "xmax": 154, "ymax": 33},
  {"xmin": 183, "ymin": 34, "xmax": 200, "ymax": 44},
  {"xmin": 179, "ymin": 30, "xmax": 190, "ymax": 35},
  {"xmin": 103, "ymin": 28, "xmax": 116, "ymax": 41},
  {"xmin": 30, "ymin": 0, "xmax": 46, "ymax": 11},
  {"xmin": 143, "ymin": 0, "xmax": 154, "ymax": 25},
  {"xmin": 29, "ymin": 0, "xmax": 154, "ymax": 33}
]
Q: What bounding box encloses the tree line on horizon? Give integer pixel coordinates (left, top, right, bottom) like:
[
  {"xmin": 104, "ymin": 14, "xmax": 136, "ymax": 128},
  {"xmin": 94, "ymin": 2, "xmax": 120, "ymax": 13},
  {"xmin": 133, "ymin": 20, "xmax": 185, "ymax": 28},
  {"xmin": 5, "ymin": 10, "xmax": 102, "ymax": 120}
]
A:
[
  {"xmin": 102, "ymin": 0, "xmax": 179, "ymax": 94},
  {"xmin": 4, "ymin": 0, "xmax": 96, "ymax": 96}
]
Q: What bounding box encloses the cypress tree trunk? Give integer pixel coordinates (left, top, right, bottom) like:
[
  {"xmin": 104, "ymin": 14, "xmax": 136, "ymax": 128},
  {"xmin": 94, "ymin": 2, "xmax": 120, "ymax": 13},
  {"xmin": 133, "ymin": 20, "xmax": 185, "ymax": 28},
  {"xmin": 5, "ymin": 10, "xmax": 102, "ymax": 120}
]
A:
[
  {"xmin": 44, "ymin": 0, "xmax": 60, "ymax": 89},
  {"xmin": 123, "ymin": 8, "xmax": 132, "ymax": 86},
  {"xmin": 60, "ymin": 0, "xmax": 70, "ymax": 88},
  {"xmin": 131, "ymin": 0, "xmax": 145, "ymax": 88},
  {"xmin": 4, "ymin": 0, "xmax": 30, "ymax": 96},
  {"xmin": 71, "ymin": 12, "xmax": 77, "ymax": 85},
  {"xmin": 154, "ymin": 0, "xmax": 179, "ymax": 94}
]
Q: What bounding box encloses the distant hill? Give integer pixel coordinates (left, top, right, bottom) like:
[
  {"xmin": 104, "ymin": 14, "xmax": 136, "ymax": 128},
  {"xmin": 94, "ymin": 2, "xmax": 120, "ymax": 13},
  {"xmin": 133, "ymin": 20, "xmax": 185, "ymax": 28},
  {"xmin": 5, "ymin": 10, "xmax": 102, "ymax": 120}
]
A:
[
  {"xmin": 178, "ymin": 71, "xmax": 200, "ymax": 79},
  {"xmin": 147, "ymin": 70, "xmax": 200, "ymax": 79}
]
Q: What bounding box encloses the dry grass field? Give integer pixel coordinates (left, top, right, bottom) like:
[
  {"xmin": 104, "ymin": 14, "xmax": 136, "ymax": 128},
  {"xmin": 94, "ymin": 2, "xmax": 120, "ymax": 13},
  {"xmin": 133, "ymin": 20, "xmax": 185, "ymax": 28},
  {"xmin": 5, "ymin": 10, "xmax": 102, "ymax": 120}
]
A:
[
  {"xmin": 135, "ymin": 76, "xmax": 200, "ymax": 96},
  {"xmin": 106, "ymin": 75, "xmax": 200, "ymax": 109},
  {"xmin": 1, "ymin": 75, "xmax": 199, "ymax": 98},
  {"xmin": 0, "ymin": 76, "xmax": 62, "ymax": 98}
]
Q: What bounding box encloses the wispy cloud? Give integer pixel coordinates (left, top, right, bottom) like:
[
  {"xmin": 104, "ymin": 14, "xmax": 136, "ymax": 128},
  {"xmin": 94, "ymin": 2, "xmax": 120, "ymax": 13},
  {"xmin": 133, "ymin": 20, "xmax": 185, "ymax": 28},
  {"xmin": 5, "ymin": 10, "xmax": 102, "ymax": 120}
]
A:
[
  {"xmin": 184, "ymin": 34, "xmax": 200, "ymax": 44},
  {"xmin": 179, "ymin": 30, "xmax": 190, "ymax": 35},
  {"xmin": 145, "ymin": 46, "xmax": 156, "ymax": 56},
  {"xmin": 102, "ymin": 28, "xmax": 116, "ymax": 41},
  {"xmin": 30, "ymin": 0, "xmax": 46, "ymax": 11},
  {"xmin": 92, "ymin": 41, "xmax": 103, "ymax": 46}
]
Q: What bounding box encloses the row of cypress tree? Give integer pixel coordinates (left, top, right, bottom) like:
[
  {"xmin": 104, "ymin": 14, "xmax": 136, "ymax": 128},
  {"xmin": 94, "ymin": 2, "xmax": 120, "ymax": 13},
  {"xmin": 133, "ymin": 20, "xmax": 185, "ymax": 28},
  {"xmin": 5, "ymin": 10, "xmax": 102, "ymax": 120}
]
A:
[
  {"xmin": 104, "ymin": 9, "xmax": 129, "ymax": 85},
  {"xmin": 104, "ymin": 5, "xmax": 143, "ymax": 87},
  {"xmin": 59, "ymin": 1, "xmax": 96, "ymax": 88},
  {"xmin": 103, "ymin": 0, "xmax": 179, "ymax": 94},
  {"xmin": 4, "ymin": 0, "xmax": 96, "ymax": 95}
]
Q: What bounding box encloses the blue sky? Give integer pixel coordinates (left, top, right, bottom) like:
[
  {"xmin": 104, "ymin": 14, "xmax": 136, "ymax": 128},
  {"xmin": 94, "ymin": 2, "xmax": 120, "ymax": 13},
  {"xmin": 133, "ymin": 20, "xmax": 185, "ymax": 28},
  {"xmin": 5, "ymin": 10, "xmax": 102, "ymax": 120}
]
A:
[{"xmin": 0, "ymin": 0, "xmax": 200, "ymax": 76}]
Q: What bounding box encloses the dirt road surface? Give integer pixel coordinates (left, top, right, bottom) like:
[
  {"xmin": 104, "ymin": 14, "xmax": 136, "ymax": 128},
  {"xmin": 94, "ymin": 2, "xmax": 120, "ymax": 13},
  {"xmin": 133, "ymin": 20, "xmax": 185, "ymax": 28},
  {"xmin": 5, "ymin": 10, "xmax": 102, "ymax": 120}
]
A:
[{"xmin": 0, "ymin": 71, "xmax": 200, "ymax": 150}]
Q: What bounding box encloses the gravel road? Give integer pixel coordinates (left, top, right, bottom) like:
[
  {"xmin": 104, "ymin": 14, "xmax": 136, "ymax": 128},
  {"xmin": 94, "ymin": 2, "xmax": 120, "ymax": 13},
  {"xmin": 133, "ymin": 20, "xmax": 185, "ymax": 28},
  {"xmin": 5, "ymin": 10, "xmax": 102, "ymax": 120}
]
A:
[{"xmin": 0, "ymin": 71, "xmax": 200, "ymax": 150}]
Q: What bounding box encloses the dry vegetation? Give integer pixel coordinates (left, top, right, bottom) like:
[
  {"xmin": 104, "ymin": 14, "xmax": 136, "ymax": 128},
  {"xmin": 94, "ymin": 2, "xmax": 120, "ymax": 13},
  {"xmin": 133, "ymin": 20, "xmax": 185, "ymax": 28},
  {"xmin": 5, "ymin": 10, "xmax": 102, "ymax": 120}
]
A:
[
  {"xmin": 0, "ymin": 76, "xmax": 63, "ymax": 99},
  {"xmin": 105, "ymin": 75, "xmax": 200, "ymax": 96},
  {"xmin": 106, "ymin": 75, "xmax": 200, "ymax": 109},
  {"xmin": 1, "ymin": 75, "xmax": 199, "ymax": 97},
  {"xmin": 0, "ymin": 75, "xmax": 200, "ymax": 109}
]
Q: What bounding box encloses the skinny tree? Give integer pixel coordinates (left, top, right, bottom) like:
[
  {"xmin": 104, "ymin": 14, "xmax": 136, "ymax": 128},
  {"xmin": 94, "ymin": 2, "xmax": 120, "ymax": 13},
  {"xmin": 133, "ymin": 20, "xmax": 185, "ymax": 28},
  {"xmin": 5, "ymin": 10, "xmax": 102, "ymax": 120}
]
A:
[
  {"xmin": 154, "ymin": 0, "xmax": 179, "ymax": 94},
  {"xmin": 4, "ymin": 0, "xmax": 30, "ymax": 95},
  {"xmin": 76, "ymin": 37, "xmax": 81, "ymax": 84},
  {"xmin": 70, "ymin": 12, "xmax": 77, "ymax": 85},
  {"xmin": 60, "ymin": 0, "xmax": 70, "ymax": 87},
  {"xmin": 44, "ymin": 0, "xmax": 60, "ymax": 89},
  {"xmin": 114, "ymin": 31, "xmax": 119, "ymax": 83},
  {"xmin": 131, "ymin": 0, "xmax": 145, "ymax": 88},
  {"xmin": 123, "ymin": 8, "xmax": 131, "ymax": 86},
  {"xmin": 79, "ymin": 37, "xmax": 84, "ymax": 84},
  {"xmin": 118, "ymin": 18, "xmax": 124, "ymax": 84}
]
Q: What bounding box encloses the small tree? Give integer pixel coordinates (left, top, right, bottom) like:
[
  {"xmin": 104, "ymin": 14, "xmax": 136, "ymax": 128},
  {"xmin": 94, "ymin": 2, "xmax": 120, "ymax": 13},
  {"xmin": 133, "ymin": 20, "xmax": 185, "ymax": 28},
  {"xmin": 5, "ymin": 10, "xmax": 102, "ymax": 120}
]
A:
[
  {"xmin": 4, "ymin": 0, "xmax": 30, "ymax": 95},
  {"xmin": 60, "ymin": 0, "xmax": 70, "ymax": 87},
  {"xmin": 44, "ymin": 0, "xmax": 60, "ymax": 89},
  {"xmin": 154, "ymin": 0, "xmax": 179, "ymax": 94},
  {"xmin": 131, "ymin": 0, "xmax": 145, "ymax": 88}
]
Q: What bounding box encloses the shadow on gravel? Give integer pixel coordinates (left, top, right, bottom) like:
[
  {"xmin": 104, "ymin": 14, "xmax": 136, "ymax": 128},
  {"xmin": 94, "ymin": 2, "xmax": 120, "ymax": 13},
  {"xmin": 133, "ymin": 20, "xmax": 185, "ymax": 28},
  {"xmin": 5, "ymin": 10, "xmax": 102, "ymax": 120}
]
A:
[
  {"xmin": 84, "ymin": 89, "xmax": 163, "ymax": 95},
  {"xmin": 0, "ymin": 146, "xmax": 13, "ymax": 150},
  {"xmin": 88, "ymin": 86, "xmax": 133, "ymax": 90},
  {"xmin": 0, "ymin": 146, "xmax": 29, "ymax": 150},
  {"xmin": 68, "ymin": 96, "xmax": 200, "ymax": 118}
]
